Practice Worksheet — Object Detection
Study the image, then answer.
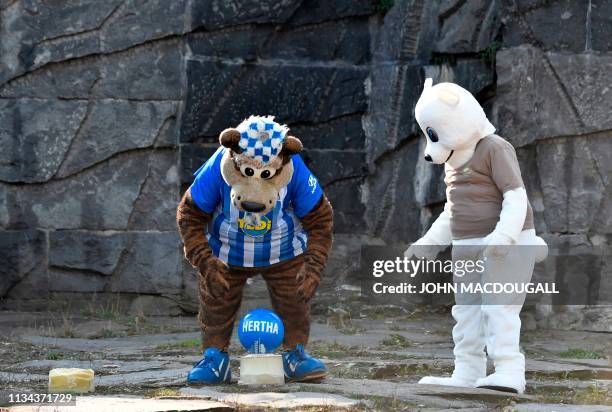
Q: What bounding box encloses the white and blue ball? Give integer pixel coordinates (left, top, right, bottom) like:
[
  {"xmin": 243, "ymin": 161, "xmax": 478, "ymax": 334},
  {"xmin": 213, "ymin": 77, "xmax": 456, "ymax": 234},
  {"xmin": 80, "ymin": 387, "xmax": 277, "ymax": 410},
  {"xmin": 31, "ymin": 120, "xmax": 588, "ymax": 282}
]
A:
[{"xmin": 238, "ymin": 308, "xmax": 285, "ymax": 354}]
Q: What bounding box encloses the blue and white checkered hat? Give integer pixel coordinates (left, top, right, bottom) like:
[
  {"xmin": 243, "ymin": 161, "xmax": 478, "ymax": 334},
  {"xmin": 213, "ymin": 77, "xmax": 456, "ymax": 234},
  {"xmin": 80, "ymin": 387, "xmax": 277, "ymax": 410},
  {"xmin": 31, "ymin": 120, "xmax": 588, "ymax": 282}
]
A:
[{"xmin": 236, "ymin": 115, "xmax": 289, "ymax": 165}]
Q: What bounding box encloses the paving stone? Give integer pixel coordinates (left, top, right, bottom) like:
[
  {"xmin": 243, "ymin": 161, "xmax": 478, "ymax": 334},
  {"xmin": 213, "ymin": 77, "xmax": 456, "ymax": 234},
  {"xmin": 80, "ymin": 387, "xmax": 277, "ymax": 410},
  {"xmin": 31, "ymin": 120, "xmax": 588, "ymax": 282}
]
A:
[
  {"xmin": 302, "ymin": 377, "xmax": 533, "ymax": 409},
  {"xmin": 180, "ymin": 387, "xmax": 359, "ymax": 409},
  {"xmin": 21, "ymin": 332, "xmax": 201, "ymax": 354},
  {"xmin": 0, "ymin": 370, "xmax": 47, "ymax": 384},
  {"xmin": 2, "ymin": 315, "xmax": 611, "ymax": 410},
  {"xmin": 8, "ymin": 396, "xmax": 232, "ymax": 412},
  {"xmin": 10, "ymin": 359, "xmax": 172, "ymax": 375},
  {"xmin": 96, "ymin": 367, "xmax": 188, "ymax": 388},
  {"xmin": 511, "ymin": 404, "xmax": 612, "ymax": 412}
]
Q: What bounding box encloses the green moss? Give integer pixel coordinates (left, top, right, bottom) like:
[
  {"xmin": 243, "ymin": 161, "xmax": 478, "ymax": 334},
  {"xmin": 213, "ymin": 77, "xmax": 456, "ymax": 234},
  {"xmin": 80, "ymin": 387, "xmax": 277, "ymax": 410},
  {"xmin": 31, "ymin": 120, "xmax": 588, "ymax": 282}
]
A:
[
  {"xmin": 144, "ymin": 388, "xmax": 181, "ymax": 398},
  {"xmin": 360, "ymin": 305, "xmax": 408, "ymax": 320},
  {"xmin": 558, "ymin": 348, "xmax": 605, "ymax": 359},
  {"xmin": 380, "ymin": 333, "xmax": 412, "ymax": 348},
  {"xmin": 531, "ymin": 383, "xmax": 611, "ymax": 405},
  {"xmin": 479, "ymin": 40, "xmax": 501, "ymax": 63},
  {"xmin": 309, "ymin": 341, "xmax": 356, "ymax": 359},
  {"xmin": 373, "ymin": 0, "xmax": 394, "ymax": 13},
  {"xmin": 155, "ymin": 338, "xmax": 200, "ymax": 350},
  {"xmin": 574, "ymin": 384, "xmax": 611, "ymax": 405},
  {"xmin": 352, "ymin": 395, "xmax": 417, "ymax": 411},
  {"xmin": 45, "ymin": 350, "xmax": 65, "ymax": 360}
]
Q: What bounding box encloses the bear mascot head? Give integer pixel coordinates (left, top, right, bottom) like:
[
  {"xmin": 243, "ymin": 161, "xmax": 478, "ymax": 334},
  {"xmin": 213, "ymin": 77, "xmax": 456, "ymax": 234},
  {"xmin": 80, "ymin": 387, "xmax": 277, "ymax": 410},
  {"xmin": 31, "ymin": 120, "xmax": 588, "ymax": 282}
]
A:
[
  {"xmin": 217, "ymin": 115, "xmax": 303, "ymax": 225},
  {"xmin": 415, "ymin": 78, "xmax": 496, "ymax": 166}
]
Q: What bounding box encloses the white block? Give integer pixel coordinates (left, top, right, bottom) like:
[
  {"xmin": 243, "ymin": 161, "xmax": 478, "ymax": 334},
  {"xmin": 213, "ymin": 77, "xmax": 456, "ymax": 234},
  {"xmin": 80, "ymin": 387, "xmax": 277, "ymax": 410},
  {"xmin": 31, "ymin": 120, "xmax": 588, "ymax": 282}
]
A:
[{"xmin": 239, "ymin": 354, "xmax": 284, "ymax": 385}]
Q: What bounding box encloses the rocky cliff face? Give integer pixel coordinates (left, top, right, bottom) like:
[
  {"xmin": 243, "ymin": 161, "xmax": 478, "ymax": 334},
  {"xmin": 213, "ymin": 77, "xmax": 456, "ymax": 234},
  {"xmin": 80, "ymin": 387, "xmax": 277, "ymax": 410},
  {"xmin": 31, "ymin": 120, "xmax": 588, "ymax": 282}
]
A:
[{"xmin": 1, "ymin": 1, "xmax": 610, "ymax": 329}]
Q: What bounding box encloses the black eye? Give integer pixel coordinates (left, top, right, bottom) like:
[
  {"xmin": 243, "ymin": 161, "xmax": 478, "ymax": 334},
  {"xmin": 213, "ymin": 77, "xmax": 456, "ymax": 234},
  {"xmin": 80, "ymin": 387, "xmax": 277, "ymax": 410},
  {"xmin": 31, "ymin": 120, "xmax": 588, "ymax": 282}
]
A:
[
  {"xmin": 244, "ymin": 167, "xmax": 254, "ymax": 177},
  {"xmin": 426, "ymin": 127, "xmax": 439, "ymax": 142},
  {"xmin": 261, "ymin": 170, "xmax": 271, "ymax": 179}
]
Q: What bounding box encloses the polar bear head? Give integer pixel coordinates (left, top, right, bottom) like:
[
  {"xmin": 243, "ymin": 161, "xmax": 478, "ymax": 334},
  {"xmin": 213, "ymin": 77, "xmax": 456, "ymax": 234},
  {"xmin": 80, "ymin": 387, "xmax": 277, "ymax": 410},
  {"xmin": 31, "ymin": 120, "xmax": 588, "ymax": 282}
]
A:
[{"xmin": 414, "ymin": 78, "xmax": 496, "ymax": 164}]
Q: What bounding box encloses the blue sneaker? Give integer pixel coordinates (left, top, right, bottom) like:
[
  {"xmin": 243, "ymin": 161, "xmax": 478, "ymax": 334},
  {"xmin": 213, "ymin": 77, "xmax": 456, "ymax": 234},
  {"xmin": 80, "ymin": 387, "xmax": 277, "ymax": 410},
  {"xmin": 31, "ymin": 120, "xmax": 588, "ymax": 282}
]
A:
[
  {"xmin": 187, "ymin": 348, "xmax": 232, "ymax": 385},
  {"xmin": 282, "ymin": 344, "xmax": 327, "ymax": 382}
]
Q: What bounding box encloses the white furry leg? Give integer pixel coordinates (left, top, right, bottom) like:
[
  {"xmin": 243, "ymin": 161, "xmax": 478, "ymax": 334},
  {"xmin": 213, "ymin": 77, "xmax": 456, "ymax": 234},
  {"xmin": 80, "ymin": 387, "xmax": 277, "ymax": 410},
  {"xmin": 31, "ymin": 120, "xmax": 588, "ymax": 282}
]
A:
[
  {"xmin": 419, "ymin": 305, "xmax": 486, "ymax": 388},
  {"xmin": 477, "ymin": 304, "xmax": 526, "ymax": 394}
]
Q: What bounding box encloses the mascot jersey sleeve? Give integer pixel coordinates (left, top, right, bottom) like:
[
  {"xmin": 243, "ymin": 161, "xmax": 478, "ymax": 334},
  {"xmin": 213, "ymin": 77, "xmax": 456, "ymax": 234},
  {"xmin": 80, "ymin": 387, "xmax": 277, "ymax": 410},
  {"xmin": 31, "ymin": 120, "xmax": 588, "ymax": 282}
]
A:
[{"xmin": 189, "ymin": 148, "xmax": 324, "ymax": 268}]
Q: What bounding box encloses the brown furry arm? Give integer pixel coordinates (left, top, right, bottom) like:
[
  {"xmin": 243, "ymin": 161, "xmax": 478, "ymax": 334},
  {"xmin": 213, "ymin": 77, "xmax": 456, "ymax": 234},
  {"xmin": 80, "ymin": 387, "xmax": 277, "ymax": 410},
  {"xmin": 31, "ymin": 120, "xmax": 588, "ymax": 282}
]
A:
[
  {"xmin": 177, "ymin": 189, "xmax": 229, "ymax": 298},
  {"xmin": 296, "ymin": 195, "xmax": 334, "ymax": 301},
  {"xmin": 177, "ymin": 188, "xmax": 213, "ymax": 269}
]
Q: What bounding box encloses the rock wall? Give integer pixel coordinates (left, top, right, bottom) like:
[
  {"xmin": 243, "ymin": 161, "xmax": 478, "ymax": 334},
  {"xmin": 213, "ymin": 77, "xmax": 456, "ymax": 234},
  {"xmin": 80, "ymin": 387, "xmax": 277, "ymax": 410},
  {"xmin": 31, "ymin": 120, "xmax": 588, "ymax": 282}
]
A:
[
  {"xmin": 1, "ymin": 1, "xmax": 610, "ymax": 328},
  {"xmin": 0, "ymin": 0, "xmax": 187, "ymax": 313}
]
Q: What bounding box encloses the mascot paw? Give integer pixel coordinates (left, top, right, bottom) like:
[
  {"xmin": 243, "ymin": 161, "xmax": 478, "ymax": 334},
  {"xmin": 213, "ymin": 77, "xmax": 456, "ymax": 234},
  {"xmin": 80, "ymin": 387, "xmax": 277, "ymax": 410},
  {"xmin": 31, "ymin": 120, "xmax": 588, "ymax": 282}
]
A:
[
  {"xmin": 200, "ymin": 258, "xmax": 230, "ymax": 300},
  {"xmin": 404, "ymin": 238, "xmax": 439, "ymax": 260},
  {"xmin": 419, "ymin": 375, "xmax": 476, "ymax": 388},
  {"xmin": 296, "ymin": 266, "xmax": 320, "ymax": 302},
  {"xmin": 483, "ymin": 232, "xmax": 514, "ymax": 259}
]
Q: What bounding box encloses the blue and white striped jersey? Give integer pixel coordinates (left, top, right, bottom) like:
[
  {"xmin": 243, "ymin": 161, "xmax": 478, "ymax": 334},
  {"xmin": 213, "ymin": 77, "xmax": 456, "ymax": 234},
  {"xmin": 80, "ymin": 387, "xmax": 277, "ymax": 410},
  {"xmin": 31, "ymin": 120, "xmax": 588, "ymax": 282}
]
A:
[{"xmin": 190, "ymin": 148, "xmax": 324, "ymax": 267}]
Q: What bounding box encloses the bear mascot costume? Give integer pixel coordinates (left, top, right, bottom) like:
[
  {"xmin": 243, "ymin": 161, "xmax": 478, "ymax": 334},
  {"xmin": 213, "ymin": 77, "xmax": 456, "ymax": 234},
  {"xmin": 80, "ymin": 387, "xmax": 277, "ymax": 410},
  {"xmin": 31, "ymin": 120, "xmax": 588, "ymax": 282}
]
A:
[
  {"xmin": 405, "ymin": 79, "xmax": 547, "ymax": 394},
  {"xmin": 177, "ymin": 115, "xmax": 333, "ymax": 384}
]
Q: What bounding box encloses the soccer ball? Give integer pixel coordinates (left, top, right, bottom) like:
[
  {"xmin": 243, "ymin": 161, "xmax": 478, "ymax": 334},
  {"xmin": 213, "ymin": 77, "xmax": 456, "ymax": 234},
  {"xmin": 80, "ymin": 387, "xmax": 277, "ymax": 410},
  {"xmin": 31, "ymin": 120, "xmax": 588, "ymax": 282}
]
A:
[{"xmin": 238, "ymin": 308, "xmax": 285, "ymax": 354}]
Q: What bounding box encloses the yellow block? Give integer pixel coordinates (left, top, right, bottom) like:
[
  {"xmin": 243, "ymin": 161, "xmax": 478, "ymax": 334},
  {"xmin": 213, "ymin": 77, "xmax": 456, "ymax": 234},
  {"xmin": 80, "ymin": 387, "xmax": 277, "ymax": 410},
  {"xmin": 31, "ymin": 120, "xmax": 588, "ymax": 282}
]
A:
[{"xmin": 48, "ymin": 368, "xmax": 95, "ymax": 393}]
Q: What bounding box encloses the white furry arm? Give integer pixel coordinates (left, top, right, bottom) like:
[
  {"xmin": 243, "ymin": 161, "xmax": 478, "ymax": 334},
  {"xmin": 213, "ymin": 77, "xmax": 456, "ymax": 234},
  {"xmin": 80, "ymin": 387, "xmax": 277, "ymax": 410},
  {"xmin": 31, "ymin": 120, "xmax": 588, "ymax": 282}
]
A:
[
  {"xmin": 493, "ymin": 188, "xmax": 528, "ymax": 243},
  {"xmin": 422, "ymin": 203, "xmax": 452, "ymax": 246},
  {"xmin": 404, "ymin": 203, "xmax": 451, "ymax": 260}
]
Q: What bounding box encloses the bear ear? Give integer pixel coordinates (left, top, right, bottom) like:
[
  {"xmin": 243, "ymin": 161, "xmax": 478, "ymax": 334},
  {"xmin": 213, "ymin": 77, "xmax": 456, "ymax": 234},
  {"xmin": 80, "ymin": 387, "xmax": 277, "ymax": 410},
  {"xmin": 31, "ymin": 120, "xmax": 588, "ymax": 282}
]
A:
[
  {"xmin": 280, "ymin": 136, "xmax": 303, "ymax": 157},
  {"xmin": 436, "ymin": 88, "xmax": 460, "ymax": 107},
  {"xmin": 219, "ymin": 128, "xmax": 242, "ymax": 153},
  {"xmin": 424, "ymin": 78, "xmax": 433, "ymax": 89}
]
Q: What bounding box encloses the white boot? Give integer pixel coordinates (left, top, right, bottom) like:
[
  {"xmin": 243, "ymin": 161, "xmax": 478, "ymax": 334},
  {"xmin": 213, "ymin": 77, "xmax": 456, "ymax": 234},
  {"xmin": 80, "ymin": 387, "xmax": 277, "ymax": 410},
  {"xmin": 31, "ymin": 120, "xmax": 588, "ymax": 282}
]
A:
[
  {"xmin": 476, "ymin": 304, "xmax": 526, "ymax": 394},
  {"xmin": 419, "ymin": 305, "xmax": 486, "ymax": 388}
]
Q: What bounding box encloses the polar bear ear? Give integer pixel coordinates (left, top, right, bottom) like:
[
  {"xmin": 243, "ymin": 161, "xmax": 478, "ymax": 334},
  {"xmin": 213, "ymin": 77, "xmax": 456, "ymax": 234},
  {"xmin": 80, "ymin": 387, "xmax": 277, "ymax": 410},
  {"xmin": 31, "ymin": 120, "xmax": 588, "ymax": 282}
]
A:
[
  {"xmin": 423, "ymin": 78, "xmax": 433, "ymax": 89},
  {"xmin": 436, "ymin": 88, "xmax": 460, "ymax": 107}
]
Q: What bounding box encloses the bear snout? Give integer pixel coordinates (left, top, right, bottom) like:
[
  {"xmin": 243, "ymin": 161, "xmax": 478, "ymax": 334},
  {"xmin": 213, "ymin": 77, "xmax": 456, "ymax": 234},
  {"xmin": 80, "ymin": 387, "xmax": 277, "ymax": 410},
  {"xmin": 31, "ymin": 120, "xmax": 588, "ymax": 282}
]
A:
[{"xmin": 241, "ymin": 201, "xmax": 266, "ymax": 213}]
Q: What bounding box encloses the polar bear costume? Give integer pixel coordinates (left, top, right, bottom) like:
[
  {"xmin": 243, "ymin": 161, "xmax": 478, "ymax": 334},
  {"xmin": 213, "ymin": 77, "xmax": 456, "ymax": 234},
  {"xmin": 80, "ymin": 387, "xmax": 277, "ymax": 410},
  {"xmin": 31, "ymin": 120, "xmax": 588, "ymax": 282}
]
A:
[{"xmin": 405, "ymin": 79, "xmax": 547, "ymax": 394}]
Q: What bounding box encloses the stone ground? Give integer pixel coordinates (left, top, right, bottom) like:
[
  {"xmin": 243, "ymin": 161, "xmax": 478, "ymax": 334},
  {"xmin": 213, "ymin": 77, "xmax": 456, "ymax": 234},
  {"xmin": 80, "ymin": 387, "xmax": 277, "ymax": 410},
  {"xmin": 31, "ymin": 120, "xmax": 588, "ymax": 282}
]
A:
[{"xmin": 0, "ymin": 293, "xmax": 611, "ymax": 411}]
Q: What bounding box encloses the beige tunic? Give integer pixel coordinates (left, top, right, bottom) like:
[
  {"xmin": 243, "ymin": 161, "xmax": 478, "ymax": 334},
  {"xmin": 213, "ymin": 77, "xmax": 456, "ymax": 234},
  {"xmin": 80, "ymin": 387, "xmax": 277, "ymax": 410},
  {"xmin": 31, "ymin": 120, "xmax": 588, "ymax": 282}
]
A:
[{"xmin": 445, "ymin": 134, "xmax": 534, "ymax": 240}]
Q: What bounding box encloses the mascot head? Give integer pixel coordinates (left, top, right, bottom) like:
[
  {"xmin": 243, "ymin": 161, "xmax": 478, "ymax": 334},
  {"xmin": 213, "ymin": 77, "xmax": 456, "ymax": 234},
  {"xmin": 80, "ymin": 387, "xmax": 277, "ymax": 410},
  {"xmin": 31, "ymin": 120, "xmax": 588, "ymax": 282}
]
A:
[
  {"xmin": 415, "ymin": 78, "xmax": 495, "ymax": 164},
  {"xmin": 219, "ymin": 115, "xmax": 302, "ymax": 219}
]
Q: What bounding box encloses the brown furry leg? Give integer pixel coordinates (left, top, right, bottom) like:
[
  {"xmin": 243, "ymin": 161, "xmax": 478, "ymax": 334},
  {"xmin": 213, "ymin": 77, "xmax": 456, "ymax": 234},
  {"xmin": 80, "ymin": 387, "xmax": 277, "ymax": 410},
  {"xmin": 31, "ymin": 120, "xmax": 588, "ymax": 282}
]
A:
[
  {"xmin": 198, "ymin": 267, "xmax": 251, "ymax": 351},
  {"xmin": 260, "ymin": 256, "xmax": 310, "ymax": 350}
]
